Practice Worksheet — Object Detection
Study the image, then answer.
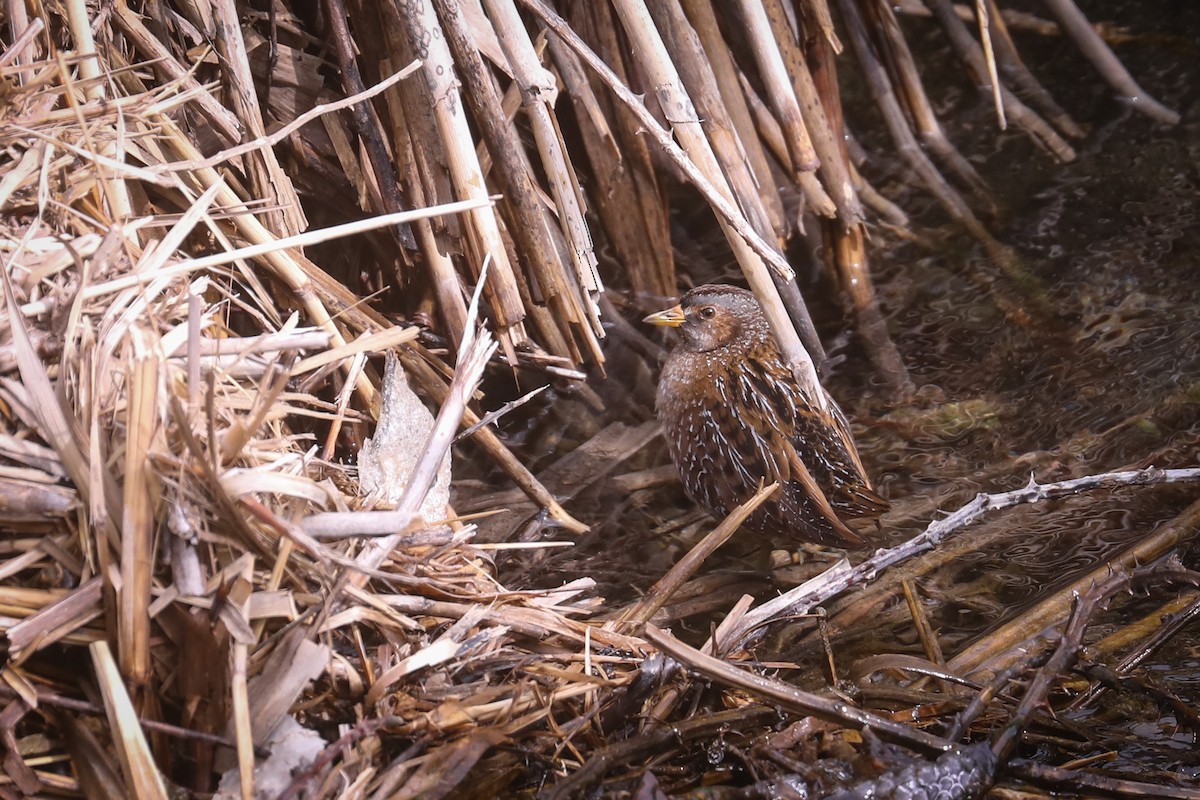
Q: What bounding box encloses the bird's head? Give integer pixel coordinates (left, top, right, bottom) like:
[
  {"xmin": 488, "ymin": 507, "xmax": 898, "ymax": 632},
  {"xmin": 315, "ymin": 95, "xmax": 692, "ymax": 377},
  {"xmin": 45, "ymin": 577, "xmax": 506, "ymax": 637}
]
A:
[{"xmin": 643, "ymin": 284, "xmax": 765, "ymax": 353}]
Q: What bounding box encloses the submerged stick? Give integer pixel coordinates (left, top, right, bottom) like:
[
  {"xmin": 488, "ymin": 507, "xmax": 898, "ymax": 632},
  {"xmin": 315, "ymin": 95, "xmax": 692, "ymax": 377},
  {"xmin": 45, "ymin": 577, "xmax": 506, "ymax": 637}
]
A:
[
  {"xmin": 646, "ymin": 624, "xmax": 952, "ymax": 754},
  {"xmin": 1041, "ymin": 0, "xmax": 1180, "ymax": 125}
]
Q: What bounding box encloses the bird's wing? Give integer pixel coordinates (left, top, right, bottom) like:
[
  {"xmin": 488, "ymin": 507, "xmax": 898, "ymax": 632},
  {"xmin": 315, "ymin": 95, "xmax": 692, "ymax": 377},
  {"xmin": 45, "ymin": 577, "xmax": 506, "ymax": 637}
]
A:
[{"xmin": 733, "ymin": 364, "xmax": 889, "ymax": 519}]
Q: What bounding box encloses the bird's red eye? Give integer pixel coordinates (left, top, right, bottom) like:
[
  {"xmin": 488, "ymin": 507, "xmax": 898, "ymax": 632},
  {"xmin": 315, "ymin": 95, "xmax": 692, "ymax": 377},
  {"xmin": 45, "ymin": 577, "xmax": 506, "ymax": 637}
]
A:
[{"xmin": 699, "ymin": 306, "xmax": 716, "ymax": 319}]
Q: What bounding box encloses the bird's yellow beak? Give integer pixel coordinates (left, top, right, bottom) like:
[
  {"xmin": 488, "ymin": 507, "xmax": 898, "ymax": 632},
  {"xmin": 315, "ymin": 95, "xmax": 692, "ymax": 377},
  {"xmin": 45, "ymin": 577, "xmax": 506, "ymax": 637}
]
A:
[{"xmin": 643, "ymin": 304, "xmax": 685, "ymax": 327}]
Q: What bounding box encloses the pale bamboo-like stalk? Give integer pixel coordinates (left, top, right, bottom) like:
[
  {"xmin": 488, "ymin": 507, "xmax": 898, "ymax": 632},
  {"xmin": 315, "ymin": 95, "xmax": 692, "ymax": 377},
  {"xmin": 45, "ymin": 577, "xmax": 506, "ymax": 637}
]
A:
[
  {"xmin": 211, "ymin": 0, "xmax": 306, "ymax": 236},
  {"xmin": 982, "ymin": 0, "xmax": 1084, "ymax": 138},
  {"xmin": 762, "ymin": 0, "xmax": 863, "ymax": 225},
  {"xmin": 547, "ymin": 25, "xmax": 675, "ymax": 301},
  {"xmin": 649, "ymin": 0, "xmax": 826, "ymax": 361},
  {"xmin": 90, "ymin": 642, "xmax": 169, "ymax": 800},
  {"xmin": 648, "ymin": 0, "xmax": 778, "ymax": 242},
  {"xmin": 861, "ymin": 0, "xmax": 992, "ymax": 200},
  {"xmin": 520, "ymin": 0, "xmax": 795, "ymax": 283},
  {"xmin": 64, "ymin": 0, "xmax": 133, "ymax": 224},
  {"xmin": 974, "ymin": 0, "xmax": 1006, "ymax": 129},
  {"xmin": 119, "ymin": 329, "xmax": 157, "ymax": 690},
  {"xmin": 374, "ymin": 34, "xmax": 471, "ymax": 349},
  {"xmin": 837, "ymin": 0, "xmax": 1004, "ymax": 257},
  {"xmin": 485, "ymin": 0, "xmax": 604, "ymax": 334},
  {"xmin": 830, "ymin": 223, "xmax": 913, "ymax": 394},
  {"xmin": 2, "ymin": 2, "xmax": 39, "ymax": 72},
  {"xmin": 731, "ymin": 0, "xmax": 838, "ymax": 218},
  {"xmin": 154, "ymin": 117, "xmax": 388, "ymax": 407},
  {"xmin": 231, "ymin": 641, "xmax": 254, "ymax": 800},
  {"xmin": 614, "ymin": 482, "xmax": 780, "ymax": 633},
  {"xmin": 398, "ymin": 0, "xmax": 529, "ymax": 360},
  {"xmin": 438, "ymin": 0, "xmax": 603, "ymax": 366},
  {"xmin": 530, "ymin": 0, "xmax": 828, "ymax": 408},
  {"xmin": 112, "ymin": 3, "xmax": 241, "ymax": 144},
  {"xmin": 680, "ymin": 0, "xmax": 787, "ymax": 238}
]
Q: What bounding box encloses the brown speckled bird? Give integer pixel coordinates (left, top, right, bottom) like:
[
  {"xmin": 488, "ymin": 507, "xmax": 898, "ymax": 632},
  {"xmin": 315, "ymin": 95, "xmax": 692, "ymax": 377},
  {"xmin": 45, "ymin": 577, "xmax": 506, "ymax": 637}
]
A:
[{"xmin": 644, "ymin": 284, "xmax": 887, "ymax": 549}]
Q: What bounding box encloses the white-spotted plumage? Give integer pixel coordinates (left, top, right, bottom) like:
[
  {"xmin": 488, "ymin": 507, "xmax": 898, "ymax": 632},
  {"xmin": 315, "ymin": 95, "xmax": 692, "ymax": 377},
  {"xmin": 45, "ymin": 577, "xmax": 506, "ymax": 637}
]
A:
[{"xmin": 649, "ymin": 285, "xmax": 887, "ymax": 548}]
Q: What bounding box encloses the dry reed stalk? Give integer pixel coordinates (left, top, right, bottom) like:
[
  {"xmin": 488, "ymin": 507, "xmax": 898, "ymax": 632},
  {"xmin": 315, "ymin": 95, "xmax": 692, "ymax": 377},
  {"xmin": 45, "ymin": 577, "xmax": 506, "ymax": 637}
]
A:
[
  {"xmin": 922, "ymin": 0, "xmax": 1076, "ymax": 161},
  {"xmin": 230, "ymin": 641, "xmax": 254, "ymax": 800},
  {"xmin": 947, "ymin": 496, "xmax": 1200, "ymax": 681},
  {"xmin": 982, "ymin": 0, "xmax": 1084, "ymax": 138},
  {"xmin": 117, "ymin": 328, "xmax": 158, "ymax": 692},
  {"xmin": 613, "ymin": 481, "xmax": 780, "ymax": 632},
  {"xmin": 483, "ymin": 0, "xmax": 605, "ymax": 334},
  {"xmin": 396, "ymin": 0, "xmax": 528, "ymax": 361},
  {"xmin": 681, "ymin": 0, "xmax": 789, "ymax": 239},
  {"xmin": 836, "ymin": 0, "xmax": 1006, "ymax": 259},
  {"xmin": 721, "ymin": 467, "xmax": 1200, "ymax": 652},
  {"xmin": 90, "ymin": 641, "xmax": 170, "ymax": 800},
  {"xmin": 830, "ymin": 222, "xmax": 914, "ymax": 395},
  {"xmin": 396, "ymin": 347, "xmax": 588, "ymax": 532},
  {"xmin": 111, "ymin": 4, "xmax": 242, "ymax": 144},
  {"xmin": 645, "ymin": 624, "xmax": 951, "ymax": 753},
  {"xmin": 649, "ymin": 0, "xmax": 780, "ymax": 244},
  {"xmin": 211, "ymin": 0, "xmax": 305, "ymax": 236},
  {"xmin": 860, "ymin": 0, "xmax": 993, "ymax": 201},
  {"xmin": 519, "ymin": 0, "xmax": 796, "ymax": 282},
  {"xmin": 547, "ymin": 26, "xmax": 676, "ymax": 302},
  {"xmin": 439, "ymin": 0, "xmax": 604, "ymax": 368},
  {"xmin": 324, "ymin": 0, "xmax": 416, "ymax": 255},
  {"xmin": 302, "ymin": 322, "xmax": 494, "ymax": 549},
  {"xmin": 1, "ymin": 6, "xmax": 40, "ymax": 69}
]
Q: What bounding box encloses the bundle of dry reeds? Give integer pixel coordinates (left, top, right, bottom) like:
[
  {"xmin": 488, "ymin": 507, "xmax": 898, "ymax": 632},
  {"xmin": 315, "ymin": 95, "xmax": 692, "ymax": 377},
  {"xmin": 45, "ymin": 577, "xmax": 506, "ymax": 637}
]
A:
[{"xmin": 0, "ymin": 0, "xmax": 1193, "ymax": 797}]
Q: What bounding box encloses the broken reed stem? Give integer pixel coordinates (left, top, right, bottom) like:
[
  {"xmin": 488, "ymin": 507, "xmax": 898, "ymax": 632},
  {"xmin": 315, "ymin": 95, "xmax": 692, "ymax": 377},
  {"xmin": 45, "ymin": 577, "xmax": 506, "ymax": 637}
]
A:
[
  {"xmin": 992, "ymin": 562, "xmax": 1200, "ymax": 762},
  {"xmin": 525, "ymin": 0, "xmax": 831, "ymax": 407},
  {"xmin": 861, "ymin": 0, "xmax": 993, "ymax": 201},
  {"xmin": 648, "ymin": 0, "xmax": 828, "ymax": 364},
  {"xmin": 837, "ymin": 0, "xmax": 1006, "ymax": 258},
  {"xmin": 981, "ymin": 0, "xmax": 1084, "ymax": 139},
  {"xmin": 89, "ymin": 641, "xmax": 169, "ymax": 800},
  {"xmin": 731, "ymin": 0, "xmax": 832, "ymax": 210},
  {"xmin": 762, "ymin": 0, "xmax": 862, "ymax": 224},
  {"xmin": 613, "ymin": 482, "xmax": 779, "ymax": 633},
  {"xmin": 111, "ymin": 4, "xmax": 241, "ymax": 143},
  {"xmin": 649, "ymin": 0, "xmax": 779, "ymax": 242},
  {"xmin": 517, "ymin": 0, "xmax": 796, "ymax": 283},
  {"xmin": 483, "ymin": 0, "xmax": 605, "ymax": 338},
  {"xmin": 118, "ymin": 329, "xmax": 157, "ymax": 692},
  {"xmin": 1078, "ymin": 592, "xmax": 1200, "ymax": 718},
  {"xmin": 212, "ymin": 0, "xmax": 305, "ymax": 236},
  {"xmin": 680, "ymin": 0, "xmax": 788, "ymax": 238},
  {"xmin": 830, "ymin": 223, "xmax": 914, "ymax": 396},
  {"xmin": 974, "ymin": 0, "xmax": 1006, "ymax": 129}
]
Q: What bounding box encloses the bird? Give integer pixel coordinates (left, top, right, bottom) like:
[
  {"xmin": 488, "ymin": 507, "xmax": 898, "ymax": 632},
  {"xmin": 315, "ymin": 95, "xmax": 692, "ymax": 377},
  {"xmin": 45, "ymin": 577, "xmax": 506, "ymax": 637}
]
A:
[{"xmin": 644, "ymin": 284, "xmax": 887, "ymax": 549}]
